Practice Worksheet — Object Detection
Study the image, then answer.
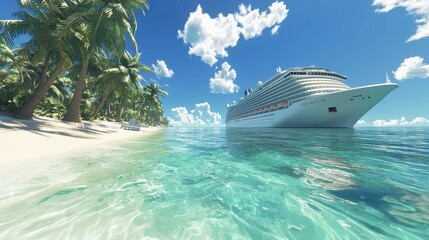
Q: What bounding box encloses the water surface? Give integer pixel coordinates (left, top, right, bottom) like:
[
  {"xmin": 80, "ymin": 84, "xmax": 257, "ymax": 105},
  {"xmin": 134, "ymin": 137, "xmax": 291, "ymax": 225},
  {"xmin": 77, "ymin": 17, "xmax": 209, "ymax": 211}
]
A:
[{"xmin": 1, "ymin": 127, "xmax": 428, "ymax": 239}]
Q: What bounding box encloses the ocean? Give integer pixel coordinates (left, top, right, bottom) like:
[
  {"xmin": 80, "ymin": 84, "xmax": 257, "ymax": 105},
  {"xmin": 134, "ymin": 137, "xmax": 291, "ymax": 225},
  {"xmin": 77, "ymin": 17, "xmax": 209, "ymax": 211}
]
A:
[{"xmin": 1, "ymin": 127, "xmax": 428, "ymax": 239}]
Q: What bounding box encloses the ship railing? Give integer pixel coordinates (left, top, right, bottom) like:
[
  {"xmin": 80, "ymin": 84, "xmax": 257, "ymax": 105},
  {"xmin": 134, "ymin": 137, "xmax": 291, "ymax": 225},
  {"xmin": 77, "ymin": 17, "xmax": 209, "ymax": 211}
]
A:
[{"xmin": 229, "ymin": 100, "xmax": 290, "ymax": 120}]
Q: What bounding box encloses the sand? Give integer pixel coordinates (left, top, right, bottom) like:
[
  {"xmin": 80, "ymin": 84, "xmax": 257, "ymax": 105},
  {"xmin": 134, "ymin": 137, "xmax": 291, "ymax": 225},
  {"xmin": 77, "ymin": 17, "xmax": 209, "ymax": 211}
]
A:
[{"xmin": 0, "ymin": 114, "xmax": 163, "ymax": 168}]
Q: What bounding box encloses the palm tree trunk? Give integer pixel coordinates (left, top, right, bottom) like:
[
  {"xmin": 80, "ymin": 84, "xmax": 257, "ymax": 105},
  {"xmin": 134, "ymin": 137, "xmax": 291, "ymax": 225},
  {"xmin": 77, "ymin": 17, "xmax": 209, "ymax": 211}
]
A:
[
  {"xmin": 116, "ymin": 97, "xmax": 125, "ymax": 122},
  {"xmin": 147, "ymin": 101, "xmax": 153, "ymax": 125},
  {"xmin": 18, "ymin": 58, "xmax": 65, "ymax": 119},
  {"xmin": 39, "ymin": 51, "xmax": 52, "ymax": 85},
  {"xmin": 63, "ymin": 61, "xmax": 89, "ymax": 123},
  {"xmin": 91, "ymin": 90, "xmax": 111, "ymax": 119}
]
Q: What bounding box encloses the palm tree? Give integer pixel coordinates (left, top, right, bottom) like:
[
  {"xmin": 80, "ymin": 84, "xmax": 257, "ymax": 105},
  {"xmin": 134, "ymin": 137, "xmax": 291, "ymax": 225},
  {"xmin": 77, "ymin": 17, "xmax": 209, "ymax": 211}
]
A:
[
  {"xmin": 90, "ymin": 51, "xmax": 151, "ymax": 120},
  {"xmin": 34, "ymin": 76, "xmax": 72, "ymax": 119},
  {"xmin": 62, "ymin": 0, "xmax": 149, "ymax": 123},
  {"xmin": 1, "ymin": 0, "xmax": 172, "ymax": 124},
  {"xmin": 128, "ymin": 88, "xmax": 148, "ymax": 121},
  {"xmin": 0, "ymin": 40, "xmax": 37, "ymax": 112},
  {"xmin": 0, "ymin": 39, "xmax": 35, "ymax": 85},
  {"xmin": 144, "ymin": 83, "xmax": 168, "ymax": 125},
  {"xmin": 0, "ymin": 0, "xmax": 72, "ymax": 119}
]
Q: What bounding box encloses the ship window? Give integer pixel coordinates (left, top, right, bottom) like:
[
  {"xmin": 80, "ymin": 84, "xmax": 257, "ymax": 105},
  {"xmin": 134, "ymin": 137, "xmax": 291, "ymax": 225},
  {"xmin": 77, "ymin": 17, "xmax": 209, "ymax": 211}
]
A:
[{"xmin": 328, "ymin": 107, "xmax": 337, "ymax": 112}]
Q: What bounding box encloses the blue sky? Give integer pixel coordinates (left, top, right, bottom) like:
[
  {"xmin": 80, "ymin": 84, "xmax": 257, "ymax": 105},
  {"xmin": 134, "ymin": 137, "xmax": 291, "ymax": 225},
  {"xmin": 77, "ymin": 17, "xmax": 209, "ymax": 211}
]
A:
[{"xmin": 2, "ymin": 0, "xmax": 429, "ymax": 126}]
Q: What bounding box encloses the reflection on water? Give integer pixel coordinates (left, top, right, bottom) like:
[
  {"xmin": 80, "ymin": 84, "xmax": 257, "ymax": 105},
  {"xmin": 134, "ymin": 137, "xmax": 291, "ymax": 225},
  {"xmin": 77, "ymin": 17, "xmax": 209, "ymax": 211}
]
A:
[
  {"xmin": 0, "ymin": 127, "xmax": 428, "ymax": 239},
  {"xmin": 226, "ymin": 128, "xmax": 361, "ymax": 191}
]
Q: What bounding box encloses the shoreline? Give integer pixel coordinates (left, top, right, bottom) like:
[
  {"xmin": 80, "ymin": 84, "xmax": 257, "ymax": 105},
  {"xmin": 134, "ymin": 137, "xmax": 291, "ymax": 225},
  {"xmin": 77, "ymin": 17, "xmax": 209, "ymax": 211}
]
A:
[{"xmin": 0, "ymin": 114, "xmax": 164, "ymax": 169}]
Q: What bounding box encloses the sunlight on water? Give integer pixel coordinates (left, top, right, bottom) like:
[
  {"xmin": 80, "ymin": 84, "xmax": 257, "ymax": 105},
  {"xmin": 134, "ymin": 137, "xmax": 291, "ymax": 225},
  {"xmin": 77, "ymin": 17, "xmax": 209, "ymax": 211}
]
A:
[{"xmin": 0, "ymin": 127, "xmax": 428, "ymax": 239}]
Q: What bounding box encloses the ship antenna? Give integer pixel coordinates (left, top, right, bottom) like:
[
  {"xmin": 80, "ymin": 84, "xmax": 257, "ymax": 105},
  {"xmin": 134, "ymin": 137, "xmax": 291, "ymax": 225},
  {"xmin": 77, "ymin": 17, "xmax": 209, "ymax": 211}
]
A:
[{"xmin": 385, "ymin": 72, "xmax": 392, "ymax": 83}]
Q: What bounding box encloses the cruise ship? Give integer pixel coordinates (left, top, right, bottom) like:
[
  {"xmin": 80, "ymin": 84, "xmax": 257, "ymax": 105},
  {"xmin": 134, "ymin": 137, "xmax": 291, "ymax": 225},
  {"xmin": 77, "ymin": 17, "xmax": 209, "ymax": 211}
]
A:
[{"xmin": 225, "ymin": 66, "xmax": 398, "ymax": 128}]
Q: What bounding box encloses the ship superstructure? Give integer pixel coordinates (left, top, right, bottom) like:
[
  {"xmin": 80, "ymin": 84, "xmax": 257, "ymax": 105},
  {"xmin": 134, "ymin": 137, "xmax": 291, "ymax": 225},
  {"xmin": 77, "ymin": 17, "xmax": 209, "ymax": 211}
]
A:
[{"xmin": 226, "ymin": 67, "xmax": 397, "ymax": 128}]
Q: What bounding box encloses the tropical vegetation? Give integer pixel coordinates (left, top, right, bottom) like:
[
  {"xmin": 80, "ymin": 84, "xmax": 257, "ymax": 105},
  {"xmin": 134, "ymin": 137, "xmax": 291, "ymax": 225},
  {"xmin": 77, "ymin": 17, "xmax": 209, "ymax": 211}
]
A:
[{"xmin": 0, "ymin": 0, "xmax": 169, "ymax": 126}]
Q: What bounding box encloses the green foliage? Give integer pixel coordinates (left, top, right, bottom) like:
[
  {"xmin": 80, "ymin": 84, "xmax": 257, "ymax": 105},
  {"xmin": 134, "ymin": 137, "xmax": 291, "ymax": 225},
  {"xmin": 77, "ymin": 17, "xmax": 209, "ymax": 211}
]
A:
[
  {"xmin": 34, "ymin": 96, "xmax": 67, "ymax": 119},
  {"xmin": 0, "ymin": 0, "xmax": 169, "ymax": 125},
  {"xmin": 0, "ymin": 78, "xmax": 31, "ymax": 113},
  {"xmin": 33, "ymin": 76, "xmax": 72, "ymax": 119},
  {"xmin": 0, "ymin": 40, "xmax": 35, "ymax": 112}
]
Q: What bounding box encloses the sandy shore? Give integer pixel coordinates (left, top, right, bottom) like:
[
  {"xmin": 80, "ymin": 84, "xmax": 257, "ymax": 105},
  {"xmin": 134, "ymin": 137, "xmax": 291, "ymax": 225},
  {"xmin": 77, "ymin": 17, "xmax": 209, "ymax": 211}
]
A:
[{"xmin": 0, "ymin": 114, "xmax": 163, "ymax": 168}]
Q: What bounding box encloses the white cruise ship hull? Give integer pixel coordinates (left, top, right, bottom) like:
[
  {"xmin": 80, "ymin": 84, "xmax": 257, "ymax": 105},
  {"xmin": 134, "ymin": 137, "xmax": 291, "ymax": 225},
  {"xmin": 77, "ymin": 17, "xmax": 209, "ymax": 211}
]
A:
[{"xmin": 226, "ymin": 83, "xmax": 398, "ymax": 128}]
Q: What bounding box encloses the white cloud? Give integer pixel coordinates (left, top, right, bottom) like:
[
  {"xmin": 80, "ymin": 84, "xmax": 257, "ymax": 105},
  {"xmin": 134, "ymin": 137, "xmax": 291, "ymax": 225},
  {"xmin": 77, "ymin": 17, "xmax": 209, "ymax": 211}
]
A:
[
  {"xmin": 373, "ymin": 117, "xmax": 429, "ymax": 126},
  {"xmin": 177, "ymin": 5, "xmax": 240, "ymax": 66},
  {"xmin": 152, "ymin": 60, "xmax": 174, "ymax": 79},
  {"xmin": 356, "ymin": 120, "xmax": 367, "ymax": 125},
  {"xmin": 235, "ymin": 2, "xmax": 288, "ymax": 40},
  {"xmin": 271, "ymin": 25, "xmax": 280, "ymax": 35},
  {"xmin": 210, "ymin": 62, "xmax": 240, "ymax": 94},
  {"xmin": 169, "ymin": 102, "xmax": 222, "ymax": 126},
  {"xmin": 373, "ymin": 0, "xmax": 429, "ymax": 42},
  {"xmin": 411, "ymin": 117, "xmax": 429, "ymax": 125},
  {"xmin": 178, "ymin": 2, "xmax": 288, "ymax": 66},
  {"xmin": 169, "ymin": 107, "xmax": 195, "ymax": 125},
  {"xmin": 393, "ymin": 56, "xmax": 429, "ymax": 80}
]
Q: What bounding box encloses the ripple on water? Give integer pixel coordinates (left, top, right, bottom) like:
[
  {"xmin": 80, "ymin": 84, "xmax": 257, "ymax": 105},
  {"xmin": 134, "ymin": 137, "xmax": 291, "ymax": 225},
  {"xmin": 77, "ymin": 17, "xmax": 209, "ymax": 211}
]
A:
[{"xmin": 0, "ymin": 127, "xmax": 428, "ymax": 239}]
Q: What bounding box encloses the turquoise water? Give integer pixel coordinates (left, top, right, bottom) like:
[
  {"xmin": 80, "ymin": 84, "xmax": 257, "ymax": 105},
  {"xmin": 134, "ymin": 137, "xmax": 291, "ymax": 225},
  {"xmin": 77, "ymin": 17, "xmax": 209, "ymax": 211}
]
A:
[{"xmin": 1, "ymin": 127, "xmax": 428, "ymax": 239}]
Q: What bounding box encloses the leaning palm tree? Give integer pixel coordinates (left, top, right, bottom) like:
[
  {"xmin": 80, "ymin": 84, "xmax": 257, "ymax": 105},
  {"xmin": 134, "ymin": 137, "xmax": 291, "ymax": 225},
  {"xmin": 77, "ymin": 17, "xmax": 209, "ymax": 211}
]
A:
[
  {"xmin": 62, "ymin": 0, "xmax": 149, "ymax": 123},
  {"xmin": 0, "ymin": 0, "xmax": 73, "ymax": 119},
  {"xmin": 34, "ymin": 76, "xmax": 72, "ymax": 119}
]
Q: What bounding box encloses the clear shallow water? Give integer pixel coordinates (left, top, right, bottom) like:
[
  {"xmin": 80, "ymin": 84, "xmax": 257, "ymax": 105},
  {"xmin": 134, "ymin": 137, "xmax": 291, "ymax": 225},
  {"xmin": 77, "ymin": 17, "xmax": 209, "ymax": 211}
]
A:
[{"xmin": 1, "ymin": 127, "xmax": 428, "ymax": 239}]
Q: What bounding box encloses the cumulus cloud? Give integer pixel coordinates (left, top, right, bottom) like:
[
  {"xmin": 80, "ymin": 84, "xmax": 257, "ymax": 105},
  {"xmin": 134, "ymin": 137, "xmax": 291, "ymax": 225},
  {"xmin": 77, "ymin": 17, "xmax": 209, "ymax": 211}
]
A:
[
  {"xmin": 235, "ymin": 2, "xmax": 288, "ymax": 40},
  {"xmin": 169, "ymin": 102, "xmax": 222, "ymax": 126},
  {"xmin": 169, "ymin": 107, "xmax": 195, "ymax": 125},
  {"xmin": 178, "ymin": 2, "xmax": 288, "ymax": 66},
  {"xmin": 393, "ymin": 56, "xmax": 429, "ymax": 80},
  {"xmin": 356, "ymin": 120, "xmax": 367, "ymax": 125},
  {"xmin": 411, "ymin": 117, "xmax": 429, "ymax": 124},
  {"xmin": 271, "ymin": 25, "xmax": 280, "ymax": 35},
  {"xmin": 373, "ymin": 0, "xmax": 429, "ymax": 42},
  {"xmin": 210, "ymin": 62, "xmax": 240, "ymax": 94},
  {"xmin": 152, "ymin": 60, "xmax": 174, "ymax": 79},
  {"xmin": 373, "ymin": 117, "xmax": 429, "ymax": 126}
]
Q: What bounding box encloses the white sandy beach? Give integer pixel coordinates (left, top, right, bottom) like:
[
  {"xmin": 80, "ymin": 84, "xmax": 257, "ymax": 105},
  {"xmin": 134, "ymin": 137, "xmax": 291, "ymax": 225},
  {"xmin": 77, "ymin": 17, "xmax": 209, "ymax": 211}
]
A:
[{"xmin": 0, "ymin": 114, "xmax": 163, "ymax": 168}]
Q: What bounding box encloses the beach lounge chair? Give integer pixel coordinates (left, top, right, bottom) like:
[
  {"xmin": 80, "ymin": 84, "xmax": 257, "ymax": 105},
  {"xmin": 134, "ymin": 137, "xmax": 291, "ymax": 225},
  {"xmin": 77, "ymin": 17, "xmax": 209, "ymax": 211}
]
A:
[{"xmin": 121, "ymin": 118, "xmax": 140, "ymax": 131}]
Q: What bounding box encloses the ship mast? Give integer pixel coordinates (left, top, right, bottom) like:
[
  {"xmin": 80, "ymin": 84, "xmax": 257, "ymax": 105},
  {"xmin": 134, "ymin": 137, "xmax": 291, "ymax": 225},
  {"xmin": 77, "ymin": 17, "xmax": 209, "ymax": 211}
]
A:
[{"xmin": 386, "ymin": 72, "xmax": 392, "ymax": 83}]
